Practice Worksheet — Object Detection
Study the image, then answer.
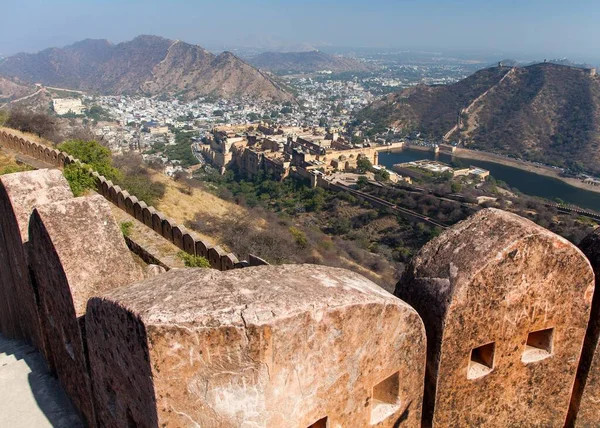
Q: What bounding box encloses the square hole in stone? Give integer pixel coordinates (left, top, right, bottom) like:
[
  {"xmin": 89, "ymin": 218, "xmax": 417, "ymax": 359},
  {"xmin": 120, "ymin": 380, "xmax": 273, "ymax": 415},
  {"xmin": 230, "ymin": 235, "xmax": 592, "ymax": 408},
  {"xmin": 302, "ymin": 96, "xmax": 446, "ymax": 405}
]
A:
[
  {"xmin": 468, "ymin": 342, "xmax": 495, "ymax": 379},
  {"xmin": 522, "ymin": 328, "xmax": 554, "ymax": 363},
  {"xmin": 307, "ymin": 417, "xmax": 328, "ymax": 428},
  {"xmin": 370, "ymin": 371, "xmax": 401, "ymax": 425}
]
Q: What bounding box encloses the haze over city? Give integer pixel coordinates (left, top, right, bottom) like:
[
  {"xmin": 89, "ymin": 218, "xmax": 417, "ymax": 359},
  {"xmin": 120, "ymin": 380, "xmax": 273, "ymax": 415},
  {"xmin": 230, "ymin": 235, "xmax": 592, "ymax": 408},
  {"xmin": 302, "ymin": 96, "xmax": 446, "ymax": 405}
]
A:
[{"xmin": 2, "ymin": 0, "xmax": 600, "ymax": 62}]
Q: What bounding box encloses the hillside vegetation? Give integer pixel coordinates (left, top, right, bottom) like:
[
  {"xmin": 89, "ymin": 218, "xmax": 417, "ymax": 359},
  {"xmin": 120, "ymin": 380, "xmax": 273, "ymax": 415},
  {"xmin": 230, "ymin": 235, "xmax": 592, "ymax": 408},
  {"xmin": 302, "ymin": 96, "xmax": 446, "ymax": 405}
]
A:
[{"xmin": 359, "ymin": 63, "xmax": 600, "ymax": 174}]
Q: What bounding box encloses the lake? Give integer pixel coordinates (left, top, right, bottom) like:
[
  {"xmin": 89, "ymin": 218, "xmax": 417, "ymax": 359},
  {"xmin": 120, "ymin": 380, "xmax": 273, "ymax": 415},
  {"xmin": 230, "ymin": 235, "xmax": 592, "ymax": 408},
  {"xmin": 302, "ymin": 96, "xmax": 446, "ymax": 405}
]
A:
[{"xmin": 378, "ymin": 149, "xmax": 600, "ymax": 212}]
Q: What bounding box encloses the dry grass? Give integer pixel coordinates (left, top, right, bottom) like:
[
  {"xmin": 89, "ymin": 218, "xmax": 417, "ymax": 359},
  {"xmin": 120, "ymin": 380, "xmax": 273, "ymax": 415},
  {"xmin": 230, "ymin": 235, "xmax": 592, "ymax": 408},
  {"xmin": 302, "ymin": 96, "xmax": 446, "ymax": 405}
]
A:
[
  {"xmin": 0, "ymin": 150, "xmax": 19, "ymax": 169},
  {"xmin": 150, "ymin": 171, "xmax": 246, "ymax": 246},
  {"xmin": 0, "ymin": 126, "xmax": 48, "ymax": 144}
]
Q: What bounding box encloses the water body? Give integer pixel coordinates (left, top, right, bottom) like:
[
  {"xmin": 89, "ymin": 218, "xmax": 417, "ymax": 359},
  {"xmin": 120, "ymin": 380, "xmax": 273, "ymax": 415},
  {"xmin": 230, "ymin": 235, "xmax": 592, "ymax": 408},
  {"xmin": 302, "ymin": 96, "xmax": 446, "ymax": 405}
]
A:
[{"xmin": 378, "ymin": 149, "xmax": 600, "ymax": 212}]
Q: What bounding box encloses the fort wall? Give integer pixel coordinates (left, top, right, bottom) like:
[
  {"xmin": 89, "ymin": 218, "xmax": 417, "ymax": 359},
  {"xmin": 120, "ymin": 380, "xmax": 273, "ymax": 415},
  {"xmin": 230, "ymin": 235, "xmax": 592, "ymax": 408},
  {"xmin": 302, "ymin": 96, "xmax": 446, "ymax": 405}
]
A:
[
  {"xmin": 0, "ymin": 129, "xmax": 246, "ymax": 271},
  {"xmin": 0, "ymin": 137, "xmax": 600, "ymax": 426}
]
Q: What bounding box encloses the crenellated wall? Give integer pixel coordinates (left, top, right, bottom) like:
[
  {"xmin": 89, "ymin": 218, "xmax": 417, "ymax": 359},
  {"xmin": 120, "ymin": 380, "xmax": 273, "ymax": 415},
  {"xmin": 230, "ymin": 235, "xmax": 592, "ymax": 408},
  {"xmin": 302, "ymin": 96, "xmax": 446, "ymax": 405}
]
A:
[
  {"xmin": 0, "ymin": 129, "xmax": 245, "ymax": 271},
  {"xmin": 1, "ymin": 145, "xmax": 600, "ymax": 426}
]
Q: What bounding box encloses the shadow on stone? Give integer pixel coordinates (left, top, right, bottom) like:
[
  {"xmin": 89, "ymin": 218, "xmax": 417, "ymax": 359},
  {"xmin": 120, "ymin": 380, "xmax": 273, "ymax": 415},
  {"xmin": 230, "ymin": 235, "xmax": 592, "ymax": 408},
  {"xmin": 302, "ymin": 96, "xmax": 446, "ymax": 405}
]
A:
[{"xmin": 0, "ymin": 334, "xmax": 83, "ymax": 428}]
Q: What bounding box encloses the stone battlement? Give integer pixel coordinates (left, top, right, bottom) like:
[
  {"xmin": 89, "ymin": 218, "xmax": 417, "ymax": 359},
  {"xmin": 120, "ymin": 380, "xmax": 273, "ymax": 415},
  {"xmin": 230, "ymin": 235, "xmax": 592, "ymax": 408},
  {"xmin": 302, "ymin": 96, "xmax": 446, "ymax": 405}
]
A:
[
  {"xmin": 0, "ymin": 129, "xmax": 246, "ymax": 271},
  {"xmin": 0, "ymin": 149, "xmax": 600, "ymax": 425}
]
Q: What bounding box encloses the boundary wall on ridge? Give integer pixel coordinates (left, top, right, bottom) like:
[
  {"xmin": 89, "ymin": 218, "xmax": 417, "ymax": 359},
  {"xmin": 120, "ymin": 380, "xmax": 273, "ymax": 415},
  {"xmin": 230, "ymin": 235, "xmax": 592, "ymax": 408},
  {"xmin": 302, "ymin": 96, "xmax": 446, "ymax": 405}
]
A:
[{"xmin": 0, "ymin": 129, "xmax": 261, "ymax": 271}]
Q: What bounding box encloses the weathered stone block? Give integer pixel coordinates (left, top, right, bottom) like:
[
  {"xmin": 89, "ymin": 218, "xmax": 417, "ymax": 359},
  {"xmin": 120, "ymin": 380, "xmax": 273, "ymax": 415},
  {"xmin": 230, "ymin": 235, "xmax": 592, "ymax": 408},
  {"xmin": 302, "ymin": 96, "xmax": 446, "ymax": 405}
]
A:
[
  {"xmin": 162, "ymin": 218, "xmax": 174, "ymax": 243},
  {"xmin": 208, "ymin": 245, "xmax": 226, "ymax": 270},
  {"xmin": 221, "ymin": 253, "xmax": 239, "ymax": 270},
  {"xmin": 568, "ymin": 228, "xmax": 600, "ymax": 426},
  {"xmin": 125, "ymin": 195, "xmax": 138, "ymax": 216},
  {"xmin": 116, "ymin": 189, "xmax": 129, "ymax": 211},
  {"xmin": 101, "ymin": 180, "xmax": 112, "ymax": 199},
  {"xmin": 195, "ymin": 239, "xmax": 209, "ymax": 258},
  {"xmin": 395, "ymin": 208, "xmax": 594, "ymax": 427},
  {"xmin": 28, "ymin": 194, "xmax": 145, "ymax": 426},
  {"xmin": 86, "ymin": 265, "xmax": 426, "ymax": 427},
  {"xmin": 142, "ymin": 206, "xmax": 155, "ymax": 228},
  {"xmin": 0, "ymin": 169, "xmax": 72, "ymax": 348},
  {"xmin": 152, "ymin": 211, "xmax": 165, "ymax": 235},
  {"xmin": 109, "ymin": 185, "xmax": 121, "ymax": 205},
  {"xmin": 134, "ymin": 201, "xmax": 146, "ymax": 223},
  {"xmin": 50, "ymin": 149, "xmax": 60, "ymax": 167},
  {"xmin": 182, "ymin": 232, "xmax": 196, "ymax": 256},
  {"xmin": 172, "ymin": 225, "xmax": 186, "ymax": 250},
  {"xmin": 58, "ymin": 151, "xmax": 67, "ymax": 167}
]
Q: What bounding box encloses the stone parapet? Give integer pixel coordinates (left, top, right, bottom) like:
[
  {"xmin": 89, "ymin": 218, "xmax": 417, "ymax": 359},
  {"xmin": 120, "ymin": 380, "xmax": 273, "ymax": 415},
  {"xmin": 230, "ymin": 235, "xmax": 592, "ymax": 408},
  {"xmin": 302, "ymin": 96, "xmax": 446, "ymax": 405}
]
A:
[
  {"xmin": 86, "ymin": 265, "xmax": 426, "ymax": 427},
  {"xmin": 0, "ymin": 129, "xmax": 248, "ymax": 271}
]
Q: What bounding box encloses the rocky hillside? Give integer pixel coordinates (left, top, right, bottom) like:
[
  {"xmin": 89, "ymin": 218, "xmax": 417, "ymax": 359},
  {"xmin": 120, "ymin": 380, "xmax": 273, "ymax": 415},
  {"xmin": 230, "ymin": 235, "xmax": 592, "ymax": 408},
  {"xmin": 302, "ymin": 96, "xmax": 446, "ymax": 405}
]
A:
[
  {"xmin": 0, "ymin": 36, "xmax": 293, "ymax": 102},
  {"xmin": 249, "ymin": 50, "xmax": 372, "ymax": 74},
  {"xmin": 359, "ymin": 63, "xmax": 600, "ymax": 173},
  {"xmin": 0, "ymin": 76, "xmax": 36, "ymax": 103}
]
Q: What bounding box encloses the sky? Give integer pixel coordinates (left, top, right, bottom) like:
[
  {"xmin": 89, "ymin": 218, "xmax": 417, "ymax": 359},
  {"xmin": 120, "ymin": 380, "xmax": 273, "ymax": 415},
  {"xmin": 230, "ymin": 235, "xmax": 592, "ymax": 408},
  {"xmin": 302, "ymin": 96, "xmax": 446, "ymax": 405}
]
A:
[{"xmin": 2, "ymin": 0, "xmax": 599, "ymax": 61}]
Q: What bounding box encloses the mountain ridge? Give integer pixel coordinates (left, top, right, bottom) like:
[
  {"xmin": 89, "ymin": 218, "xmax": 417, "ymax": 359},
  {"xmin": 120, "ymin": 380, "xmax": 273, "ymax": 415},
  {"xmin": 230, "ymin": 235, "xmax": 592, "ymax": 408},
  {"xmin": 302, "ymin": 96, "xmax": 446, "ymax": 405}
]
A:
[
  {"xmin": 359, "ymin": 62, "xmax": 600, "ymax": 174},
  {"xmin": 0, "ymin": 35, "xmax": 293, "ymax": 101}
]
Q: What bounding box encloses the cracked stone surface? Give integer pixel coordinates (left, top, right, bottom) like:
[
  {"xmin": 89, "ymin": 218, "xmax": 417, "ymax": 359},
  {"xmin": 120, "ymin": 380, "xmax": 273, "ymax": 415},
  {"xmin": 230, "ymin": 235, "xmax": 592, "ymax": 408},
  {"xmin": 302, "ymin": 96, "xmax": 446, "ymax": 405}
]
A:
[
  {"xmin": 28, "ymin": 194, "xmax": 145, "ymax": 426},
  {"xmin": 86, "ymin": 265, "xmax": 426, "ymax": 427},
  {"xmin": 395, "ymin": 208, "xmax": 594, "ymax": 427}
]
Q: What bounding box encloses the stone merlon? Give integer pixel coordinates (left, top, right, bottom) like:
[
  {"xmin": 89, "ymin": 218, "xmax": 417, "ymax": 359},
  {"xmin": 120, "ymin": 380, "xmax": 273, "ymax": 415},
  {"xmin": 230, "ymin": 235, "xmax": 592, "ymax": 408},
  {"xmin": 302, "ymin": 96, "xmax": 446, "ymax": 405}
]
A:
[{"xmin": 86, "ymin": 265, "xmax": 426, "ymax": 427}]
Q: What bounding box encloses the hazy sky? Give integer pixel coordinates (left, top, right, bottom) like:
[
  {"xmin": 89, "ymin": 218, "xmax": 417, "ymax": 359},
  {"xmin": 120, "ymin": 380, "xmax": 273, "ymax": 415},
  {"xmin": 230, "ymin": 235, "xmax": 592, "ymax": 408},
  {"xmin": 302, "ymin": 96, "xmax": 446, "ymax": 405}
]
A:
[{"xmin": 2, "ymin": 0, "xmax": 599, "ymax": 60}]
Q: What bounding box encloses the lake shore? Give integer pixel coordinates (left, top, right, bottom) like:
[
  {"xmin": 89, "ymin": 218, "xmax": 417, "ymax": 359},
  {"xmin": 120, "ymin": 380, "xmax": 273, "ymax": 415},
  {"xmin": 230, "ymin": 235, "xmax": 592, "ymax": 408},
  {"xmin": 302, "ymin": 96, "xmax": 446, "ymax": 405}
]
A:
[{"xmin": 452, "ymin": 148, "xmax": 600, "ymax": 195}]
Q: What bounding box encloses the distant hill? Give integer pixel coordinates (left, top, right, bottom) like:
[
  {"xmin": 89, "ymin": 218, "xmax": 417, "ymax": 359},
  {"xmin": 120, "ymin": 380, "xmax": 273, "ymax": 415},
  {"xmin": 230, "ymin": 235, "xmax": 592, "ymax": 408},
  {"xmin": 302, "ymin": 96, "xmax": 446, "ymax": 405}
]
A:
[
  {"xmin": 359, "ymin": 63, "xmax": 600, "ymax": 174},
  {"xmin": 0, "ymin": 76, "xmax": 36, "ymax": 103},
  {"xmin": 248, "ymin": 50, "xmax": 373, "ymax": 74},
  {"xmin": 0, "ymin": 35, "xmax": 293, "ymax": 102}
]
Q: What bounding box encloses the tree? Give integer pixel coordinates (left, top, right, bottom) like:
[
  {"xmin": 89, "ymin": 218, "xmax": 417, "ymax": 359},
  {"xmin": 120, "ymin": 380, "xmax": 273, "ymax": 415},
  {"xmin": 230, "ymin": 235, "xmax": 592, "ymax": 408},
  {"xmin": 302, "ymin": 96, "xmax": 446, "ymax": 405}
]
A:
[
  {"xmin": 356, "ymin": 157, "xmax": 373, "ymax": 173},
  {"xmin": 6, "ymin": 109, "xmax": 58, "ymax": 141},
  {"xmin": 247, "ymin": 112, "xmax": 260, "ymax": 122},
  {"xmin": 357, "ymin": 176, "xmax": 369, "ymax": 188},
  {"xmin": 62, "ymin": 163, "xmax": 96, "ymax": 196},
  {"xmin": 375, "ymin": 169, "xmax": 390, "ymax": 182},
  {"xmin": 451, "ymin": 182, "xmax": 462, "ymax": 193},
  {"xmin": 58, "ymin": 139, "xmax": 121, "ymax": 181}
]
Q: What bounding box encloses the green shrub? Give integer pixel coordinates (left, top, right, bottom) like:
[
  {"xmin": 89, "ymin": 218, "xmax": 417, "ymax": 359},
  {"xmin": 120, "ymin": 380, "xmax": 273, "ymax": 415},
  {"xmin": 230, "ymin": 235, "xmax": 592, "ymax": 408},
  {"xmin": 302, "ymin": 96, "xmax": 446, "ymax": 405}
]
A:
[
  {"xmin": 58, "ymin": 139, "xmax": 121, "ymax": 182},
  {"xmin": 177, "ymin": 251, "xmax": 211, "ymax": 268},
  {"xmin": 120, "ymin": 221, "xmax": 134, "ymax": 237},
  {"xmin": 289, "ymin": 226, "xmax": 308, "ymax": 248},
  {"xmin": 118, "ymin": 174, "xmax": 166, "ymax": 207},
  {"xmin": 62, "ymin": 163, "xmax": 96, "ymax": 196}
]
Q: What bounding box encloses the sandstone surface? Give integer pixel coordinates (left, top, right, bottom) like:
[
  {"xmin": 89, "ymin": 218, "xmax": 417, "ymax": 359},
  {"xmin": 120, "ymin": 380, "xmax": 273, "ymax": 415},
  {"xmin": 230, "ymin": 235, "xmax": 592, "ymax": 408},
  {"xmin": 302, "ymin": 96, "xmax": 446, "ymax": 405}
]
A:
[
  {"xmin": 86, "ymin": 265, "xmax": 426, "ymax": 427},
  {"xmin": 0, "ymin": 169, "xmax": 72, "ymax": 347},
  {"xmin": 395, "ymin": 208, "xmax": 594, "ymax": 427},
  {"xmin": 28, "ymin": 194, "xmax": 145, "ymax": 426}
]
